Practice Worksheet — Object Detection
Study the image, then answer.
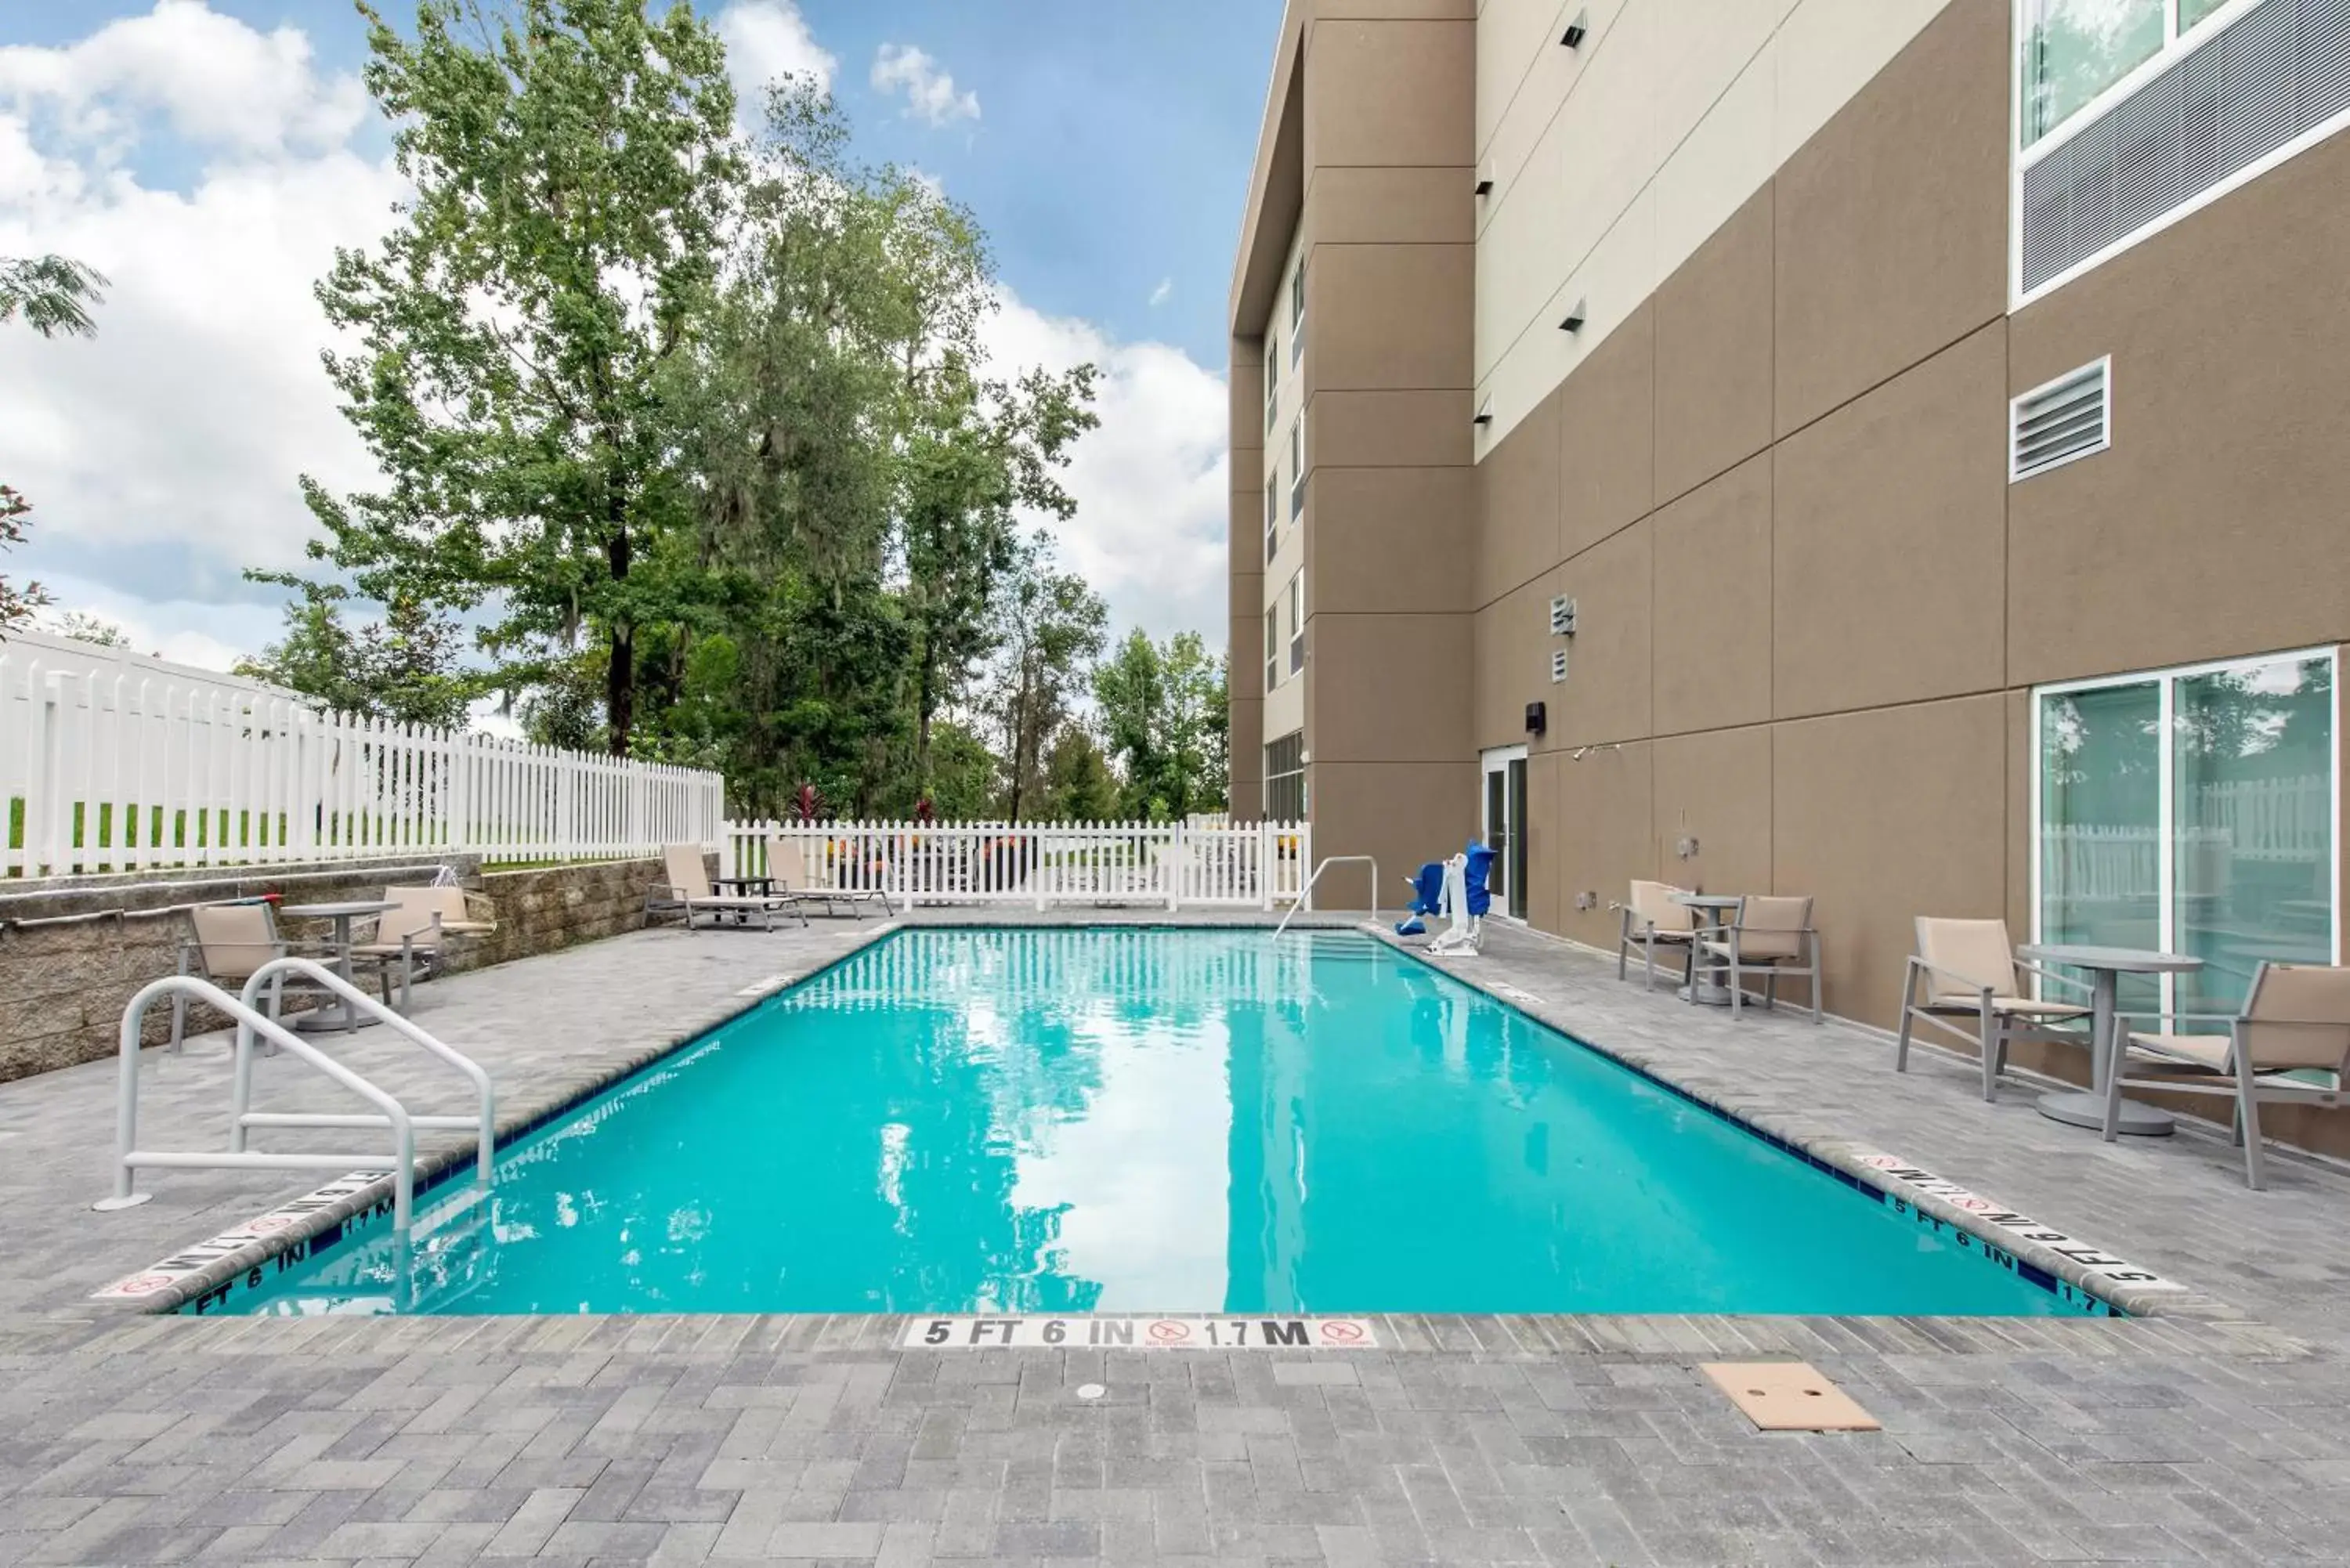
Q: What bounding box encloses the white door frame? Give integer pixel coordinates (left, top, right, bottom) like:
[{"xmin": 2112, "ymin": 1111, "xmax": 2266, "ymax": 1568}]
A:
[{"xmin": 1480, "ymin": 745, "xmax": 1528, "ymax": 923}]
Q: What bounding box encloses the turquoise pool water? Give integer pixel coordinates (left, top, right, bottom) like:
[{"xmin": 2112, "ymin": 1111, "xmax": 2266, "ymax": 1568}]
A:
[{"xmin": 226, "ymin": 928, "xmax": 2093, "ymax": 1317}]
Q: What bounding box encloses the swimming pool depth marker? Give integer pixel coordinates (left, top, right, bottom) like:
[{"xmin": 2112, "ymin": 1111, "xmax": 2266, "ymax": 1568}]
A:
[
  {"xmin": 901, "ymin": 1316, "xmax": 1381, "ymax": 1349},
  {"xmin": 1849, "ymin": 1149, "xmax": 2182, "ymax": 1292}
]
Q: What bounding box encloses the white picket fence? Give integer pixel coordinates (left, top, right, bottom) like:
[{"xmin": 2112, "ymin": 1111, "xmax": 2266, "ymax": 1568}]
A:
[
  {"xmin": 1, "ymin": 627, "xmax": 725, "ymax": 878},
  {"xmin": 728, "ymin": 819, "xmax": 1312, "ymax": 909}
]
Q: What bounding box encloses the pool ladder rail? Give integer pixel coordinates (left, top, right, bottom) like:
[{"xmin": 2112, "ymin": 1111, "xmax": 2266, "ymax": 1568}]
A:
[
  {"xmin": 1272, "ymin": 855, "xmax": 1380, "ymax": 939},
  {"xmin": 96, "ymin": 957, "xmax": 495, "ymax": 1233}
]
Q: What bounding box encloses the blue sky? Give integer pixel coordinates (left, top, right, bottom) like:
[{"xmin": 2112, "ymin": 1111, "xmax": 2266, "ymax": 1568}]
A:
[{"xmin": 0, "ymin": 0, "xmax": 1276, "ymax": 668}]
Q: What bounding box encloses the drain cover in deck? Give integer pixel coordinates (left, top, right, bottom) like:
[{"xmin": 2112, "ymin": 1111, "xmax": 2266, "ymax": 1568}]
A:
[{"xmin": 1701, "ymin": 1361, "xmax": 1879, "ymax": 1432}]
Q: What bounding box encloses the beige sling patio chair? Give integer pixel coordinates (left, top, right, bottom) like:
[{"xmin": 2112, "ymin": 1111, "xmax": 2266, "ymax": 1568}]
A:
[
  {"xmin": 651, "ymin": 843, "xmax": 801, "ymax": 931},
  {"xmin": 2102, "ymin": 962, "xmax": 2350, "ymax": 1189},
  {"xmin": 348, "ymin": 886, "xmax": 498, "ymax": 1010},
  {"xmin": 1893, "ymin": 916, "xmax": 2092, "ymax": 1101},
  {"xmin": 1613, "ymin": 880, "xmax": 1697, "ymax": 992},
  {"xmin": 1696, "ymin": 894, "xmax": 1823, "ymax": 1022},
  {"xmin": 171, "ymin": 901, "xmax": 324, "ymax": 1050},
  {"xmin": 767, "ymin": 836, "xmax": 895, "ymax": 919}
]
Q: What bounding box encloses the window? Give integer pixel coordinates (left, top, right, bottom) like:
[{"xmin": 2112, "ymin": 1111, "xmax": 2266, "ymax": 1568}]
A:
[
  {"xmin": 2020, "ymin": 0, "xmax": 2164, "ymax": 146},
  {"xmin": 1286, "ymin": 571, "xmax": 1304, "ymax": 676},
  {"xmin": 1288, "ymin": 415, "xmax": 1303, "ymax": 522},
  {"xmin": 1264, "ymin": 334, "xmax": 1278, "ymax": 435},
  {"xmin": 2037, "ymin": 648, "xmax": 2337, "ymax": 1019},
  {"xmin": 1264, "ymin": 475, "xmax": 1278, "ymax": 564},
  {"xmin": 1264, "ymin": 731, "xmax": 1304, "ymax": 823},
  {"xmin": 1289, "ymin": 258, "xmax": 1305, "ymax": 368},
  {"xmin": 1264, "ymin": 606, "xmax": 1278, "ymax": 694}
]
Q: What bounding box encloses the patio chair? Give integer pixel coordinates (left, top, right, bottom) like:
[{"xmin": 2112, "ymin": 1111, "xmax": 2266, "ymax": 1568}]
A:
[
  {"xmin": 768, "ymin": 836, "xmax": 894, "ymax": 919},
  {"xmin": 1695, "ymin": 894, "xmax": 1823, "ymax": 1022},
  {"xmin": 1893, "ymin": 916, "xmax": 2092, "ymax": 1101},
  {"xmin": 1613, "ymin": 880, "xmax": 1697, "ymax": 992},
  {"xmin": 651, "ymin": 843, "xmax": 801, "ymax": 931},
  {"xmin": 2102, "ymin": 962, "xmax": 2350, "ymax": 1189},
  {"xmin": 348, "ymin": 886, "xmax": 497, "ymax": 1010},
  {"xmin": 171, "ymin": 901, "xmax": 324, "ymax": 1051}
]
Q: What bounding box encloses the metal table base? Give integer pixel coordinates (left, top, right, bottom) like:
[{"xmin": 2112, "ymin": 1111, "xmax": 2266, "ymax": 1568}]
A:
[{"xmin": 2036, "ymin": 1088, "xmax": 2174, "ymax": 1136}]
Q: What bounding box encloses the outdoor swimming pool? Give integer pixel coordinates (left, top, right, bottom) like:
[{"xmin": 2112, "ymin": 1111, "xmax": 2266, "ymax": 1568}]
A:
[{"xmin": 226, "ymin": 927, "xmax": 2103, "ymax": 1317}]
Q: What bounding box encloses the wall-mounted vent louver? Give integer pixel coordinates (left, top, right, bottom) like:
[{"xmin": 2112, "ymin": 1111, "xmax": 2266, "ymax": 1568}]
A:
[
  {"xmin": 2019, "ymin": 0, "xmax": 2350, "ymax": 295},
  {"xmin": 1549, "ymin": 649, "xmax": 1569, "ymax": 684},
  {"xmin": 2010, "ymin": 358, "xmax": 2110, "ymax": 482},
  {"xmin": 1548, "ymin": 595, "xmax": 1577, "ymax": 635}
]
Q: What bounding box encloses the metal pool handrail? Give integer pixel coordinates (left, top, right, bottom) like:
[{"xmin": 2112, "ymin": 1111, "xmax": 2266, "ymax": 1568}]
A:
[
  {"xmin": 1272, "ymin": 854, "xmax": 1379, "ymax": 938},
  {"xmin": 99, "ymin": 976, "xmax": 422, "ymax": 1231},
  {"xmin": 237, "ymin": 958, "xmax": 495, "ymax": 1187}
]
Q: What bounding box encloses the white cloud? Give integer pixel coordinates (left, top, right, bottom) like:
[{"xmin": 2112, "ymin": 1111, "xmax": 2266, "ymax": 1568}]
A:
[
  {"xmin": 0, "ymin": 0, "xmax": 366, "ymax": 160},
  {"xmin": 870, "ymin": 44, "xmax": 981, "ymax": 128},
  {"xmin": 715, "ymin": 0, "xmax": 837, "ymax": 128},
  {"xmin": 980, "ymin": 292, "xmax": 1229, "ymax": 651},
  {"xmin": 1148, "ymin": 277, "xmax": 1173, "ymax": 308}
]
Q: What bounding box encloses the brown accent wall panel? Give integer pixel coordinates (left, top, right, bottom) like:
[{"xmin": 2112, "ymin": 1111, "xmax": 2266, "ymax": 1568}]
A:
[
  {"xmin": 1311, "ymin": 467, "xmax": 1475, "ymax": 616},
  {"xmin": 1524, "ymin": 750, "xmax": 1563, "ymax": 934},
  {"xmin": 1308, "ymin": 761, "xmax": 1480, "ymax": 910},
  {"xmin": 1553, "ymin": 742, "xmax": 1655, "ymax": 953},
  {"xmin": 1651, "ymin": 453, "xmax": 1772, "ymax": 737},
  {"xmin": 2006, "ymin": 128, "xmax": 2350, "ymax": 686},
  {"xmin": 1231, "ymin": 339, "xmax": 1267, "ymax": 456},
  {"xmin": 1772, "ymin": 322, "xmax": 2008, "ymax": 719},
  {"xmin": 1313, "ymin": 244, "xmax": 1476, "ymax": 392},
  {"xmin": 1474, "ymin": 387, "xmax": 1562, "ymax": 609},
  {"xmin": 1557, "ymin": 303, "xmax": 1656, "ymax": 562},
  {"xmin": 1772, "ymin": 695, "xmax": 2008, "ymax": 1026},
  {"xmin": 1555, "ymin": 520, "xmax": 1654, "ymax": 749},
  {"xmin": 1772, "ymin": 0, "xmax": 2008, "ymax": 438},
  {"xmin": 1308, "ymin": 164, "xmax": 1477, "ymax": 244},
  {"xmin": 1313, "ymin": 390, "xmax": 1475, "ymax": 469},
  {"xmin": 1654, "ymin": 186, "xmax": 1774, "ymax": 507},
  {"xmin": 1651, "ymin": 726, "xmax": 1773, "ymax": 907},
  {"xmin": 1304, "ymin": 20, "xmax": 1473, "ymax": 170},
  {"xmin": 1472, "ymin": 571, "xmax": 1564, "ymax": 754},
  {"xmin": 1306, "ymin": 612, "xmax": 1474, "ymax": 764}
]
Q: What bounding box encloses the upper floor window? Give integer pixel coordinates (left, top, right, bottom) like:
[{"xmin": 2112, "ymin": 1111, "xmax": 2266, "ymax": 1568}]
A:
[
  {"xmin": 1264, "ymin": 606, "xmax": 1278, "ymax": 693},
  {"xmin": 1264, "ymin": 334, "xmax": 1278, "ymax": 434},
  {"xmin": 1286, "ymin": 571, "xmax": 1304, "ymax": 675},
  {"xmin": 1288, "ymin": 414, "xmax": 1304, "ymax": 522},
  {"xmin": 2021, "ymin": 0, "xmax": 2243, "ymax": 147},
  {"xmin": 1289, "ymin": 258, "xmax": 1305, "ymax": 368},
  {"xmin": 1264, "ymin": 475, "xmax": 1278, "ymax": 563}
]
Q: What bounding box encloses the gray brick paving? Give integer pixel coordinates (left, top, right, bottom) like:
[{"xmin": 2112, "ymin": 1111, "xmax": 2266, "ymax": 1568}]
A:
[{"xmin": 4, "ymin": 912, "xmax": 2350, "ymax": 1561}]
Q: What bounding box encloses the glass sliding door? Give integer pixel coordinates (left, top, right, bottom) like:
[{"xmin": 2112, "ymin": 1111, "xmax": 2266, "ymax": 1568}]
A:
[
  {"xmin": 2172, "ymin": 654, "xmax": 2335, "ymax": 1014},
  {"xmin": 1481, "ymin": 747, "xmax": 1528, "ymax": 922},
  {"xmin": 2039, "ymin": 681, "xmax": 2162, "ymax": 1014},
  {"xmin": 2037, "ymin": 649, "xmax": 2339, "ymax": 1020}
]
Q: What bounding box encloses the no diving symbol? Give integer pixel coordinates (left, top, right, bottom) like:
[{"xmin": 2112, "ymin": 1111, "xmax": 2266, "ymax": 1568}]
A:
[
  {"xmin": 1147, "ymin": 1320, "xmax": 1192, "ymax": 1345},
  {"xmin": 1318, "ymin": 1321, "xmax": 1366, "ymax": 1346}
]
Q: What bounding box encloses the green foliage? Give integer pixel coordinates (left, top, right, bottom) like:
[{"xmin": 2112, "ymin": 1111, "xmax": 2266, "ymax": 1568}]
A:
[
  {"xmin": 985, "ymin": 536, "xmax": 1108, "ymax": 820},
  {"xmin": 234, "ymin": 580, "xmax": 475, "ymax": 728},
  {"xmin": 47, "ymin": 610, "xmax": 130, "ymax": 648},
  {"xmin": 2, "ymin": 251, "xmax": 105, "ymax": 636},
  {"xmin": 1094, "ymin": 630, "xmax": 1228, "ymax": 821},
  {"xmin": 1043, "ymin": 728, "xmax": 1119, "ymax": 822}
]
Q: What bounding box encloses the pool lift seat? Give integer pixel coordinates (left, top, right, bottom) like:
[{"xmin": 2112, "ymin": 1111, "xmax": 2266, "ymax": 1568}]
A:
[{"xmin": 1397, "ymin": 843, "xmax": 1497, "ymax": 956}]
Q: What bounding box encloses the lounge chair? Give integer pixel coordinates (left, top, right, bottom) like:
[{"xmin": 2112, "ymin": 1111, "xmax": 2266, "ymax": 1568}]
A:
[
  {"xmin": 1696, "ymin": 894, "xmax": 1823, "ymax": 1022},
  {"xmin": 651, "ymin": 843, "xmax": 802, "ymax": 930},
  {"xmin": 768, "ymin": 836, "xmax": 894, "ymax": 919},
  {"xmin": 1893, "ymin": 916, "xmax": 2092, "ymax": 1101},
  {"xmin": 172, "ymin": 901, "xmax": 324, "ymax": 1050},
  {"xmin": 2102, "ymin": 962, "xmax": 2350, "ymax": 1188},
  {"xmin": 1613, "ymin": 880, "xmax": 1697, "ymax": 992},
  {"xmin": 348, "ymin": 886, "xmax": 498, "ymax": 1010}
]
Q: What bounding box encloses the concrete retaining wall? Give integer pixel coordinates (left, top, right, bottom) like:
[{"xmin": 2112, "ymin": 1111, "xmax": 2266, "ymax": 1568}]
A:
[{"xmin": 0, "ymin": 854, "xmax": 671, "ymax": 1082}]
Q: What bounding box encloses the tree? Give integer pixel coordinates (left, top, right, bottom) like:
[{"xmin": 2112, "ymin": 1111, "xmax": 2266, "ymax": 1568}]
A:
[
  {"xmin": 295, "ymin": 0, "xmax": 741, "ymax": 755},
  {"xmin": 46, "ymin": 610, "xmax": 130, "ymax": 648},
  {"xmin": 0, "ymin": 252, "xmax": 106, "ymax": 636},
  {"xmin": 985, "ymin": 537, "xmax": 1107, "ymax": 821},
  {"xmin": 1094, "ymin": 629, "xmax": 1228, "ymax": 821},
  {"xmin": 1043, "ymin": 728, "xmax": 1119, "ymax": 822},
  {"xmin": 234, "ymin": 580, "xmax": 473, "ymax": 727}
]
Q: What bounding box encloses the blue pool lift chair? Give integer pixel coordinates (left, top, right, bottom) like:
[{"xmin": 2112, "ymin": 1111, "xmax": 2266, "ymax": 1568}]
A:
[{"xmin": 1395, "ymin": 843, "xmax": 1497, "ymax": 954}]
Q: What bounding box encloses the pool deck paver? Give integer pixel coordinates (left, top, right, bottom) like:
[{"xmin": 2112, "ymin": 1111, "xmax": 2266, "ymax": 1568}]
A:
[{"xmin": 2, "ymin": 912, "xmax": 2350, "ymax": 1563}]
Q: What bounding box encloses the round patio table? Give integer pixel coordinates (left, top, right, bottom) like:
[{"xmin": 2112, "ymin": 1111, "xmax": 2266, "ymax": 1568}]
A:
[
  {"xmin": 279, "ymin": 901, "xmax": 396, "ymax": 1033},
  {"xmin": 1671, "ymin": 893, "xmax": 1743, "ymax": 1007},
  {"xmin": 2016, "ymin": 943, "xmax": 2205, "ymax": 1137}
]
